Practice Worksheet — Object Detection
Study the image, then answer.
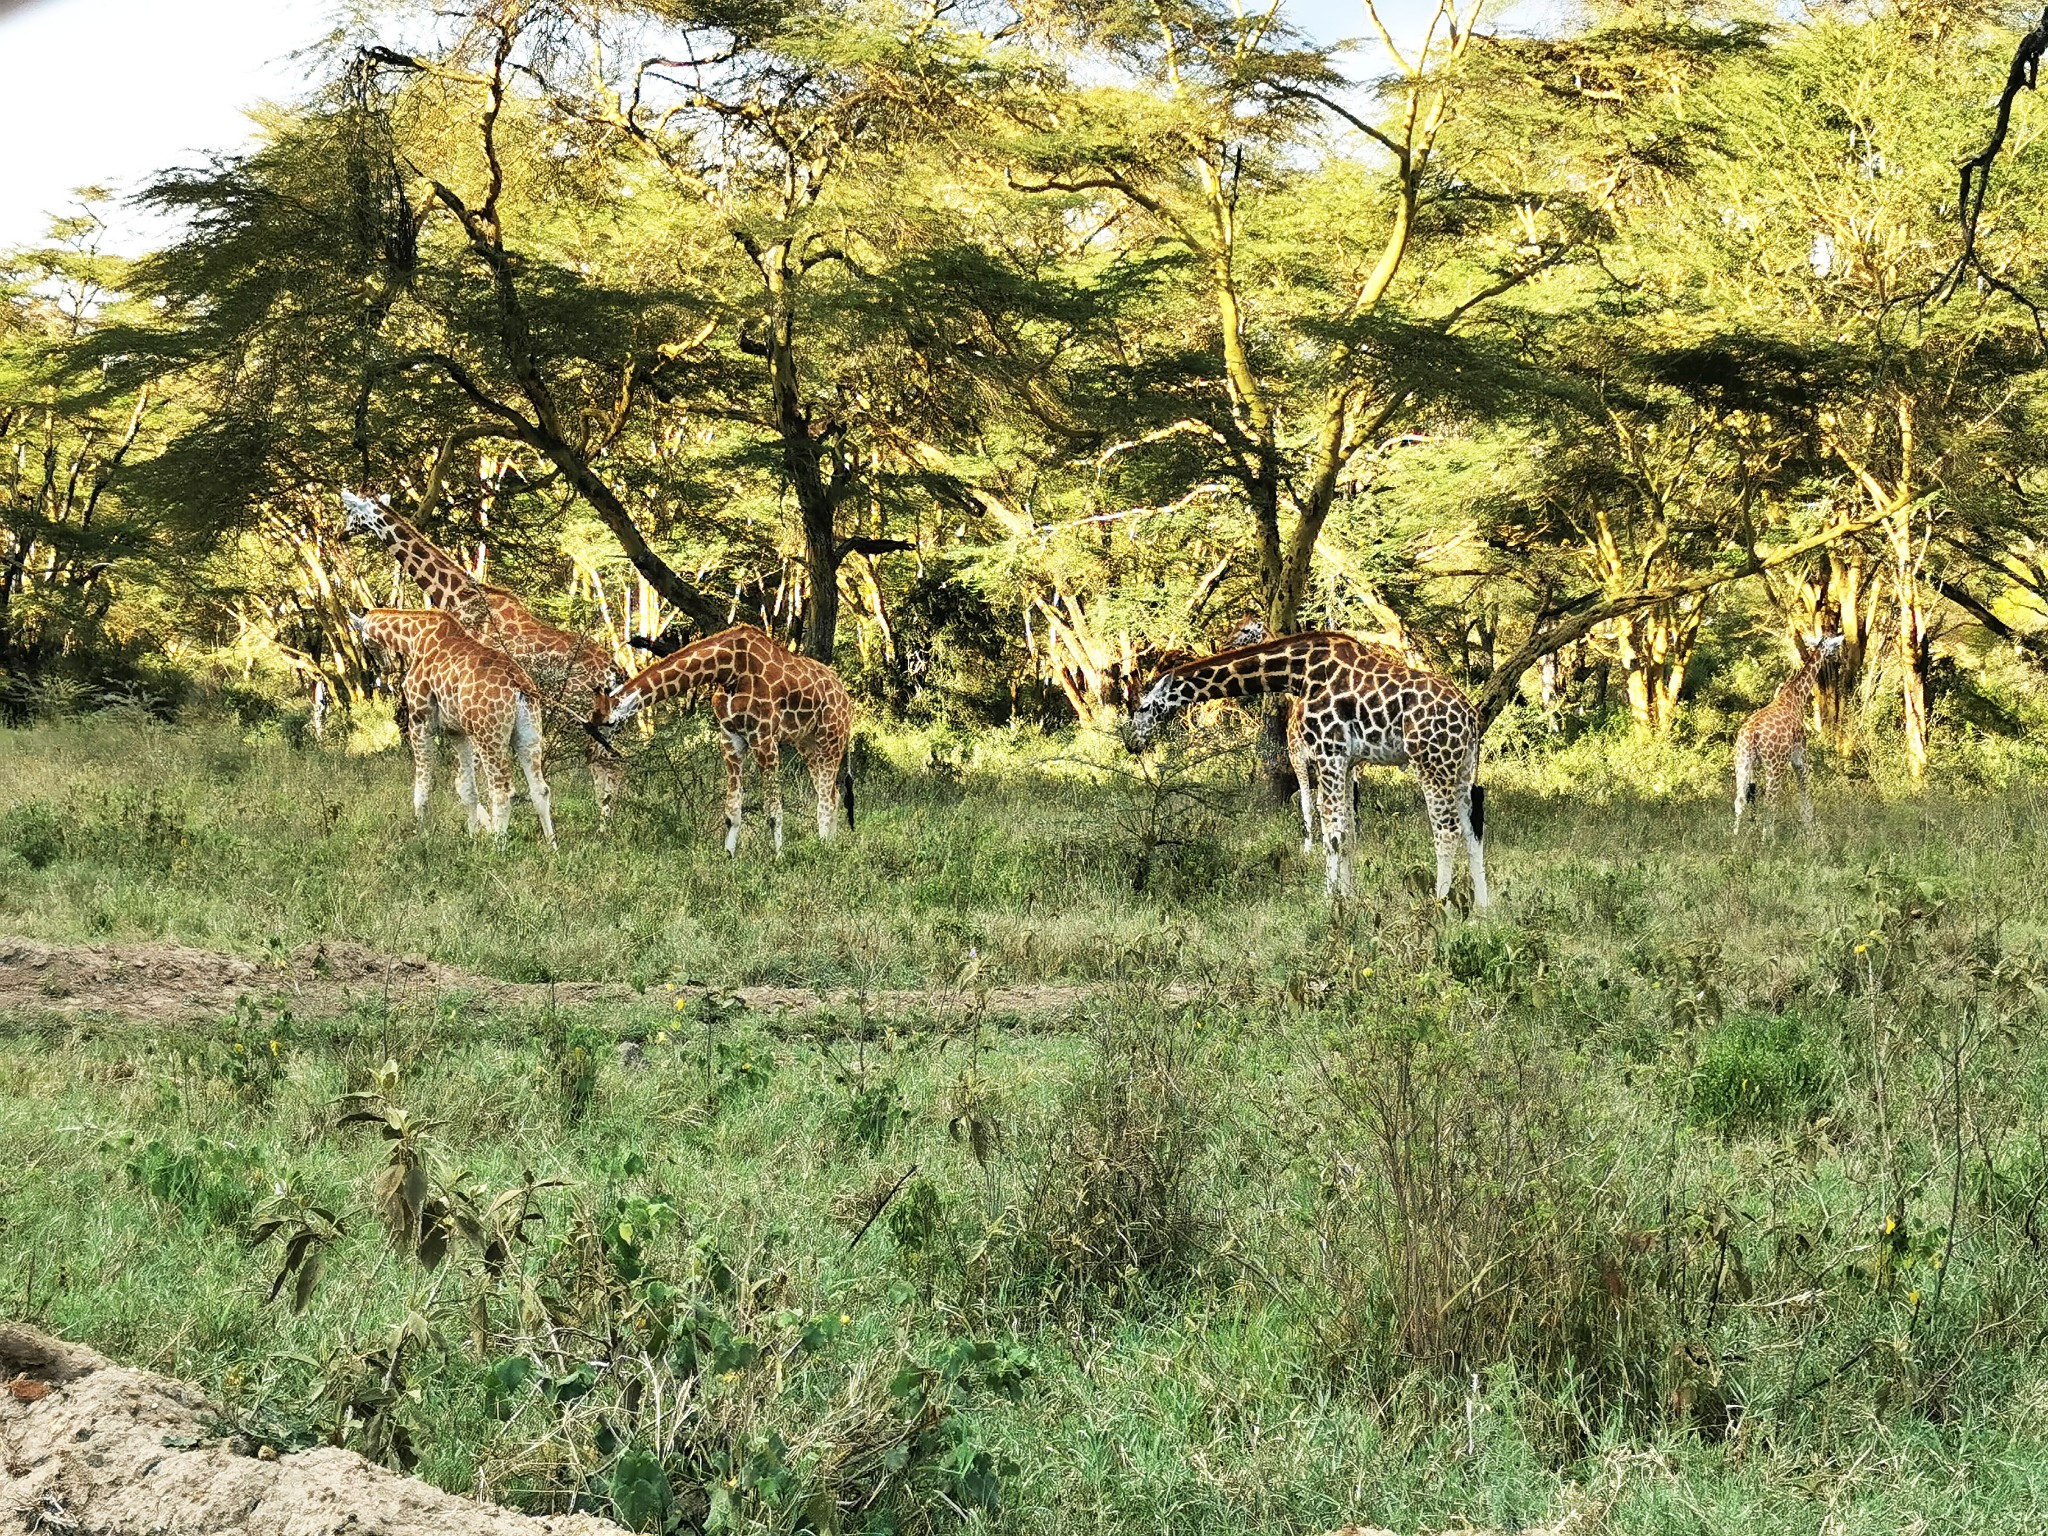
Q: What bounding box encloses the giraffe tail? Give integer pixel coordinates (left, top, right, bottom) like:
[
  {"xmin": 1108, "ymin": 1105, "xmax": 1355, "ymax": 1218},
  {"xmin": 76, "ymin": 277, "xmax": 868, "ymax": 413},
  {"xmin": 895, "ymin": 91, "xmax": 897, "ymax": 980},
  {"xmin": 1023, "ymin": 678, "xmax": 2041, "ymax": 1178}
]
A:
[
  {"xmin": 1467, "ymin": 782, "xmax": 1486, "ymax": 843},
  {"xmin": 839, "ymin": 754, "xmax": 856, "ymax": 834}
]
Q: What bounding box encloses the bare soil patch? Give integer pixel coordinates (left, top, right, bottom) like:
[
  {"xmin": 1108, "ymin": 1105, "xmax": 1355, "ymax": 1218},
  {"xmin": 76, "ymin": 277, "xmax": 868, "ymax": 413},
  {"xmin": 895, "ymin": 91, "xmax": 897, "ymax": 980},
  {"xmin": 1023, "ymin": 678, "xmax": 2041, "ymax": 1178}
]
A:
[
  {"xmin": 0, "ymin": 1321, "xmax": 625, "ymax": 1535},
  {"xmin": 0, "ymin": 935, "xmax": 1150, "ymax": 1026}
]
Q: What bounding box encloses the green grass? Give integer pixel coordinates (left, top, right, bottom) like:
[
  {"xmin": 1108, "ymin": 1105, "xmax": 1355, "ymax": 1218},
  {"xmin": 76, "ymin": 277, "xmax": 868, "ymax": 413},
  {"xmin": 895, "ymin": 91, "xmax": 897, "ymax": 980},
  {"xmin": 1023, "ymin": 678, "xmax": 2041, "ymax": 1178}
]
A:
[{"xmin": 6, "ymin": 711, "xmax": 2048, "ymax": 1531}]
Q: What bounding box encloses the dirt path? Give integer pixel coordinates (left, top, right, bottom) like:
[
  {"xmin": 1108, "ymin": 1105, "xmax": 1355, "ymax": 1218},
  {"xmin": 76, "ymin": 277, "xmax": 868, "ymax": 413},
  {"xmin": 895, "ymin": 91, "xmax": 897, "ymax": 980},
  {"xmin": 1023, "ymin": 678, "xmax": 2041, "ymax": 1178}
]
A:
[
  {"xmin": 0, "ymin": 935, "xmax": 1154, "ymax": 1026},
  {"xmin": 1, "ymin": 1322, "xmax": 626, "ymax": 1534}
]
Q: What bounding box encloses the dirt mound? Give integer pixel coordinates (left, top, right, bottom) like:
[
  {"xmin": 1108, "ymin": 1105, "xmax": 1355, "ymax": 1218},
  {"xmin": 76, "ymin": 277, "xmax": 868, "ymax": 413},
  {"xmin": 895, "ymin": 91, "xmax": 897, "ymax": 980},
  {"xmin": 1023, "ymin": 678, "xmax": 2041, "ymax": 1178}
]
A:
[
  {"xmin": 0, "ymin": 1321, "xmax": 625, "ymax": 1535},
  {"xmin": 0, "ymin": 935, "xmax": 1143, "ymax": 1027}
]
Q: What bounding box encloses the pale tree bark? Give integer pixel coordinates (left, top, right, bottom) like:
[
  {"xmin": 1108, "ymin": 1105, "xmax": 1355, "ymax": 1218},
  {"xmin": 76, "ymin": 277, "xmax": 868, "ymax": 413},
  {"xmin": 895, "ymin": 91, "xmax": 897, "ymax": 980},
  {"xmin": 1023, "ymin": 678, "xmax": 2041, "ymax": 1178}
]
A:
[{"xmin": 1826, "ymin": 396, "xmax": 1928, "ymax": 783}]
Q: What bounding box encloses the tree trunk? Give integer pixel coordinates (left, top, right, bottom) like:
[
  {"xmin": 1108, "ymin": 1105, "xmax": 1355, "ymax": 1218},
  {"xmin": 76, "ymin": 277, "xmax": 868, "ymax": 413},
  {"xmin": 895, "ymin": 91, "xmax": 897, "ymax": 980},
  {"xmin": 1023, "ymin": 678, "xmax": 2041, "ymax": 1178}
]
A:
[
  {"xmin": 758, "ymin": 249, "xmax": 844, "ymax": 663},
  {"xmin": 1619, "ymin": 596, "xmax": 1707, "ymax": 738},
  {"xmin": 1892, "ymin": 524, "xmax": 1930, "ymax": 783}
]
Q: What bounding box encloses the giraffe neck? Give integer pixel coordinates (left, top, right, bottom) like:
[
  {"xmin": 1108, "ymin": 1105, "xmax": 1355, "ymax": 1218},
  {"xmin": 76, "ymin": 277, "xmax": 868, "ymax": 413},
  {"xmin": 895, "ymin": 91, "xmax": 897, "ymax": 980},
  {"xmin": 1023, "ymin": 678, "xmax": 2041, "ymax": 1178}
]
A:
[
  {"xmin": 629, "ymin": 634, "xmax": 747, "ymax": 708},
  {"xmin": 1773, "ymin": 655, "xmax": 1824, "ymax": 709},
  {"xmin": 373, "ymin": 508, "xmax": 486, "ymax": 616},
  {"xmin": 1167, "ymin": 637, "xmax": 1324, "ymax": 704}
]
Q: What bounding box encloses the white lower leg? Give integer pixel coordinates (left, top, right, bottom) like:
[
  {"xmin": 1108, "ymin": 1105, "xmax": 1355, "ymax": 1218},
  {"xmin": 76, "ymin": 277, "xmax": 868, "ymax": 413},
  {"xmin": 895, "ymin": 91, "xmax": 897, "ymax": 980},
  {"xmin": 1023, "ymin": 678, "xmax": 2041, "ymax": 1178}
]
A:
[
  {"xmin": 814, "ymin": 768, "xmax": 837, "ymax": 840},
  {"xmin": 521, "ymin": 749, "xmax": 556, "ymax": 847},
  {"xmin": 410, "ymin": 723, "xmax": 435, "ymax": 827},
  {"xmin": 1434, "ymin": 828, "xmax": 1458, "ymax": 901},
  {"xmin": 455, "ymin": 741, "xmax": 483, "ymax": 834},
  {"xmin": 722, "ymin": 735, "xmax": 746, "ymax": 857},
  {"xmin": 1318, "ymin": 764, "xmax": 1352, "ymax": 897}
]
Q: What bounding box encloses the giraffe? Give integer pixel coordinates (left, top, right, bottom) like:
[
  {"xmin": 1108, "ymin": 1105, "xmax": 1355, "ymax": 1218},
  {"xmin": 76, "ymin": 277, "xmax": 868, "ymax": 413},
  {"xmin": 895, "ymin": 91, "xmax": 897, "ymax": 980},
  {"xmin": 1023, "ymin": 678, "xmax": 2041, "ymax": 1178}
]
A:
[
  {"xmin": 589, "ymin": 625, "xmax": 853, "ymax": 856},
  {"xmin": 339, "ymin": 490, "xmax": 626, "ymax": 822},
  {"xmin": 348, "ymin": 608, "xmax": 556, "ymax": 847},
  {"xmin": 1733, "ymin": 633, "xmax": 1842, "ymax": 832},
  {"xmin": 1127, "ymin": 630, "xmax": 1488, "ymax": 903}
]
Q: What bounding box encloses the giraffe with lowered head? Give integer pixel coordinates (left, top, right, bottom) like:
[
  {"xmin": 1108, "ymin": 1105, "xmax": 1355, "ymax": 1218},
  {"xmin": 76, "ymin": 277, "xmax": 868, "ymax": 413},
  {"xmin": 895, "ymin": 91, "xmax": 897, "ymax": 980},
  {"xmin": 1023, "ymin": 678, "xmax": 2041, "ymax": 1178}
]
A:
[
  {"xmin": 1733, "ymin": 633, "xmax": 1842, "ymax": 832},
  {"xmin": 589, "ymin": 625, "xmax": 853, "ymax": 855},
  {"xmin": 340, "ymin": 490, "xmax": 625, "ymax": 821},
  {"xmin": 1127, "ymin": 629, "xmax": 1488, "ymax": 903},
  {"xmin": 348, "ymin": 608, "xmax": 556, "ymax": 847}
]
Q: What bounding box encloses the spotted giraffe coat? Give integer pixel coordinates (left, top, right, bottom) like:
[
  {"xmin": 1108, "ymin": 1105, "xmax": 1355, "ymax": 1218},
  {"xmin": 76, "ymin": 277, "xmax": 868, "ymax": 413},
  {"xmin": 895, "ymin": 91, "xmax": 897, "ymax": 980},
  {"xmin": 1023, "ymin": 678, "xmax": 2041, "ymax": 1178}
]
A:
[
  {"xmin": 352, "ymin": 608, "xmax": 556, "ymax": 847},
  {"xmin": 1128, "ymin": 630, "xmax": 1488, "ymax": 903},
  {"xmin": 341, "ymin": 490, "xmax": 624, "ymax": 821},
  {"xmin": 591, "ymin": 625, "xmax": 853, "ymax": 855}
]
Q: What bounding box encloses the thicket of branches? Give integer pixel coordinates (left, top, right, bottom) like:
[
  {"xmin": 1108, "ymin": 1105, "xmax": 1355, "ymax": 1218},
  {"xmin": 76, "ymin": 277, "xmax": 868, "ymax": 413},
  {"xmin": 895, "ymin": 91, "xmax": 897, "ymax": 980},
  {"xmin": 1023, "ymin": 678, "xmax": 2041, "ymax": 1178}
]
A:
[{"xmin": 6, "ymin": 0, "xmax": 2048, "ymax": 776}]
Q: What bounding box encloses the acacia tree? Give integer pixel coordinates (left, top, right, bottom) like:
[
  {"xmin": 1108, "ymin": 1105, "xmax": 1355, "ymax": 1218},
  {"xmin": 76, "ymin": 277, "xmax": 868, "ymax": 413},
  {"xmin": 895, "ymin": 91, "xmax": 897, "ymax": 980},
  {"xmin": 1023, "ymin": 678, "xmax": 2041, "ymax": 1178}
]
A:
[
  {"xmin": 1679, "ymin": 0, "xmax": 2048, "ymax": 778},
  {"xmin": 985, "ymin": 0, "xmax": 1586, "ymax": 639},
  {"xmin": 0, "ymin": 216, "xmax": 164, "ymax": 680}
]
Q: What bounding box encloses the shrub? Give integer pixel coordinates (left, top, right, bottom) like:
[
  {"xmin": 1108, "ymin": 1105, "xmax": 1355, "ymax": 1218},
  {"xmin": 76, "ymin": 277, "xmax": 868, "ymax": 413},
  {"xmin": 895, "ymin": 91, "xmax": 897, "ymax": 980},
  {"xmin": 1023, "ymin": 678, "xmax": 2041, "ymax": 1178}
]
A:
[
  {"xmin": 1003, "ymin": 1014, "xmax": 1215, "ymax": 1312},
  {"xmin": 1, "ymin": 800, "xmax": 67, "ymax": 869},
  {"xmin": 120, "ymin": 1134, "xmax": 270, "ymax": 1228},
  {"xmin": 1298, "ymin": 994, "xmax": 1674, "ymax": 1429},
  {"xmin": 1688, "ymin": 1011, "xmax": 1835, "ymax": 1135}
]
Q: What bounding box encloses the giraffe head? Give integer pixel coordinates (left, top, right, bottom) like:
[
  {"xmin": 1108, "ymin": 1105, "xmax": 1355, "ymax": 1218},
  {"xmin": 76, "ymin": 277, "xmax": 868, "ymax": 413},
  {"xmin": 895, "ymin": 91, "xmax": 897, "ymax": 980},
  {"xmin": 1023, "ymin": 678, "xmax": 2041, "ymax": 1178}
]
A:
[
  {"xmin": 340, "ymin": 490, "xmax": 397, "ymax": 542},
  {"xmin": 1124, "ymin": 670, "xmax": 1199, "ymax": 752},
  {"xmin": 589, "ymin": 683, "xmax": 646, "ymax": 730},
  {"xmin": 1815, "ymin": 633, "xmax": 1845, "ymax": 662}
]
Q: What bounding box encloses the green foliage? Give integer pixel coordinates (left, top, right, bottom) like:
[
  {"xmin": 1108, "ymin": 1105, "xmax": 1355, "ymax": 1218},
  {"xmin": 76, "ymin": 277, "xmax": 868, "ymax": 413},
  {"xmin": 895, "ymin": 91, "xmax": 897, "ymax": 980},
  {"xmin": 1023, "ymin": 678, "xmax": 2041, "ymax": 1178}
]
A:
[
  {"xmin": 15, "ymin": 717, "xmax": 2048, "ymax": 1529},
  {"xmin": 1688, "ymin": 1011, "xmax": 1837, "ymax": 1135},
  {"xmin": 119, "ymin": 1134, "xmax": 270, "ymax": 1228}
]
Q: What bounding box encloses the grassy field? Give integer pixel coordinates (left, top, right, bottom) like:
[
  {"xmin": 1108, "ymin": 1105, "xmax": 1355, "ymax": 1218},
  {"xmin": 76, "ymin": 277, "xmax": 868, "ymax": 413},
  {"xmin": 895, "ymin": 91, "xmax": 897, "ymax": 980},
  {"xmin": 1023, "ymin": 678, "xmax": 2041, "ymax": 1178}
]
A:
[{"xmin": 6, "ymin": 708, "xmax": 2048, "ymax": 1532}]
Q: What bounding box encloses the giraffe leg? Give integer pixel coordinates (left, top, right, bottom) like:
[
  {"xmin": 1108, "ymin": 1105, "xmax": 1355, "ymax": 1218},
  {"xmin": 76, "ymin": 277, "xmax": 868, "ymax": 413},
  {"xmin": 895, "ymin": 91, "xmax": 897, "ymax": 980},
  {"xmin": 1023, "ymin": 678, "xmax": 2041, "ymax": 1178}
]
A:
[
  {"xmin": 407, "ymin": 709, "xmax": 437, "ymax": 829},
  {"xmin": 1761, "ymin": 759, "xmax": 1785, "ymax": 835},
  {"xmin": 809, "ymin": 750, "xmax": 839, "ymax": 840},
  {"xmin": 1289, "ymin": 707, "xmax": 1317, "ymax": 855},
  {"xmin": 478, "ymin": 746, "xmax": 516, "ymax": 846},
  {"xmin": 756, "ymin": 736, "xmax": 785, "ymax": 855},
  {"xmin": 1424, "ymin": 783, "xmax": 1462, "ymax": 903},
  {"xmin": 515, "ymin": 699, "xmax": 556, "ymax": 848},
  {"xmin": 720, "ymin": 730, "xmax": 747, "ymax": 857},
  {"xmin": 1316, "ymin": 754, "xmax": 1355, "ymax": 898},
  {"xmin": 1791, "ymin": 741, "xmax": 1813, "ymax": 830},
  {"xmin": 588, "ymin": 743, "xmax": 624, "ymax": 828},
  {"xmin": 453, "ymin": 738, "xmax": 486, "ymax": 835},
  {"xmin": 1461, "ymin": 774, "xmax": 1490, "ymax": 910}
]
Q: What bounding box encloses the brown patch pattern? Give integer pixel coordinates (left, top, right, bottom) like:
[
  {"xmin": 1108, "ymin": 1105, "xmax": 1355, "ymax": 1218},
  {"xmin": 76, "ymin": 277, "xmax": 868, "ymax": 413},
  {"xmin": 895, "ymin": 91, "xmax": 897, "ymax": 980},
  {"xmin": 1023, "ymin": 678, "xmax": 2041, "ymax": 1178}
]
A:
[
  {"xmin": 1130, "ymin": 628, "xmax": 1488, "ymax": 903},
  {"xmin": 341, "ymin": 492, "xmax": 624, "ymax": 821},
  {"xmin": 1733, "ymin": 634, "xmax": 1842, "ymax": 831}
]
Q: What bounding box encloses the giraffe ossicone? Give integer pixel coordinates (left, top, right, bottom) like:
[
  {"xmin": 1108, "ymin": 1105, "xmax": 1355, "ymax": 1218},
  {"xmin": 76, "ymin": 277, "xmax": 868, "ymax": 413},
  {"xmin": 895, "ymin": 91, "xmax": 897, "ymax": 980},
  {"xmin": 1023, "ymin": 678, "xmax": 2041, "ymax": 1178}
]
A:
[
  {"xmin": 1128, "ymin": 628, "xmax": 1488, "ymax": 905},
  {"xmin": 591, "ymin": 625, "xmax": 853, "ymax": 857}
]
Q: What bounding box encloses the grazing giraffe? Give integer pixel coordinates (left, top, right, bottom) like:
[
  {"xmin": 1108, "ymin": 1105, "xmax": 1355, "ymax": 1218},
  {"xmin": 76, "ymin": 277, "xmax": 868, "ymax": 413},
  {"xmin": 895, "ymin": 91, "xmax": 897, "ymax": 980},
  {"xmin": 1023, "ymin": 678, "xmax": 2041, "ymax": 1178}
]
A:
[
  {"xmin": 348, "ymin": 608, "xmax": 556, "ymax": 847},
  {"xmin": 1734, "ymin": 633, "xmax": 1842, "ymax": 832},
  {"xmin": 1127, "ymin": 630, "xmax": 1488, "ymax": 903},
  {"xmin": 339, "ymin": 490, "xmax": 625, "ymax": 822},
  {"xmin": 589, "ymin": 625, "xmax": 853, "ymax": 855}
]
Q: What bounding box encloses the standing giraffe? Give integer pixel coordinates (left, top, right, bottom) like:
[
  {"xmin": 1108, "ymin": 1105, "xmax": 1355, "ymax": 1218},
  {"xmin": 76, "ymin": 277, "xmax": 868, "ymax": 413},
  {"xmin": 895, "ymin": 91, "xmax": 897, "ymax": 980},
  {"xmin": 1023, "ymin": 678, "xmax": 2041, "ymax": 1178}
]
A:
[
  {"xmin": 339, "ymin": 490, "xmax": 626, "ymax": 822},
  {"xmin": 589, "ymin": 625, "xmax": 853, "ymax": 855},
  {"xmin": 348, "ymin": 608, "xmax": 556, "ymax": 847},
  {"xmin": 1734, "ymin": 633, "xmax": 1843, "ymax": 832},
  {"xmin": 1127, "ymin": 630, "xmax": 1488, "ymax": 903}
]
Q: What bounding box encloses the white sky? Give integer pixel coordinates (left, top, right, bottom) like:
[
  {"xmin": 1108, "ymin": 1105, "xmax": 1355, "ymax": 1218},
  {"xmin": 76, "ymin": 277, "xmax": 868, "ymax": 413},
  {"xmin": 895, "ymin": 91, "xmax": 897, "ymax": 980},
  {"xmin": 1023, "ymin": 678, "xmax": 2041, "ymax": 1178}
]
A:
[
  {"xmin": 0, "ymin": 0, "xmax": 335, "ymax": 251},
  {"xmin": 0, "ymin": 0, "xmax": 1544, "ymax": 255}
]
